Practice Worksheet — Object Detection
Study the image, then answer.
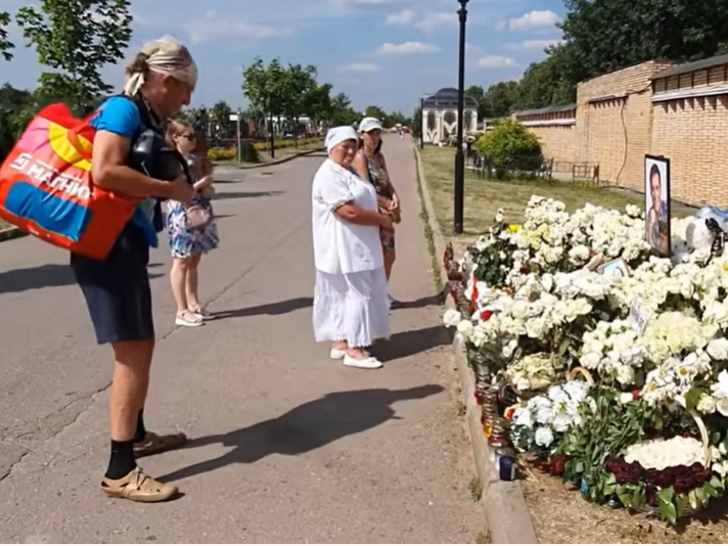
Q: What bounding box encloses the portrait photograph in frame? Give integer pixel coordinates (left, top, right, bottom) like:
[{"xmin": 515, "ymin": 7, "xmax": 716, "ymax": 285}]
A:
[{"xmin": 644, "ymin": 155, "xmax": 671, "ymax": 257}]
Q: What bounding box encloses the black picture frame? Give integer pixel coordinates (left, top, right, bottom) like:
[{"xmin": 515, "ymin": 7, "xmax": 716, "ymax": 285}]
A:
[{"xmin": 644, "ymin": 155, "xmax": 671, "ymax": 257}]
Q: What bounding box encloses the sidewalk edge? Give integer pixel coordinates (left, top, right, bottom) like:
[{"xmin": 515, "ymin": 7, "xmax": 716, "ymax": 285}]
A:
[
  {"xmin": 413, "ymin": 145, "xmax": 538, "ymax": 545},
  {"xmin": 217, "ymin": 146, "xmax": 324, "ymax": 171}
]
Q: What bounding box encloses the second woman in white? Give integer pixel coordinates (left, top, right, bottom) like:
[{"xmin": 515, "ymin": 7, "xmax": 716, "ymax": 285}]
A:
[{"xmin": 312, "ymin": 126, "xmax": 392, "ymax": 369}]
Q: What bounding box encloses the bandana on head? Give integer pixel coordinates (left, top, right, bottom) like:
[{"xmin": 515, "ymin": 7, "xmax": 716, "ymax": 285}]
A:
[
  {"xmin": 325, "ymin": 126, "xmax": 359, "ymax": 153},
  {"xmin": 124, "ymin": 35, "xmax": 198, "ymax": 96}
]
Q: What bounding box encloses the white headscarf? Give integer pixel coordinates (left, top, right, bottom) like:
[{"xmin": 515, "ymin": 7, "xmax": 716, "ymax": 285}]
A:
[
  {"xmin": 325, "ymin": 126, "xmax": 359, "ymax": 153},
  {"xmin": 124, "ymin": 35, "xmax": 198, "ymax": 96}
]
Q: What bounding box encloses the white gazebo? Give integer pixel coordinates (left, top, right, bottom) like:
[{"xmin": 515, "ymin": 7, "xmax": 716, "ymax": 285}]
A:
[{"xmin": 422, "ymin": 88, "xmax": 479, "ymax": 145}]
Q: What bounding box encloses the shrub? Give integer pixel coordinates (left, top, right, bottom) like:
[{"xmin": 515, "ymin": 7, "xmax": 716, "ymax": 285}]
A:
[
  {"xmin": 208, "ymin": 146, "xmax": 236, "ymax": 161},
  {"xmin": 475, "ymin": 119, "xmax": 543, "ymax": 179}
]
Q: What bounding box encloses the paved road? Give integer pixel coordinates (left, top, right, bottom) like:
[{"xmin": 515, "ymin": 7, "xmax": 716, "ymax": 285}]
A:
[{"xmin": 0, "ymin": 135, "xmax": 483, "ymax": 542}]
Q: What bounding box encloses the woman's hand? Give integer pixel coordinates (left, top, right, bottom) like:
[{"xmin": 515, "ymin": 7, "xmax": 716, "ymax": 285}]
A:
[
  {"xmin": 193, "ymin": 174, "xmax": 214, "ymax": 192},
  {"xmin": 389, "ymin": 193, "xmax": 400, "ymax": 213},
  {"xmin": 380, "ymin": 212, "xmax": 394, "ymax": 231}
]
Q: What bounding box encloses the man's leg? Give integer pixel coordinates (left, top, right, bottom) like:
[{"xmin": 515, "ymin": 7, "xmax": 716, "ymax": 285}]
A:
[{"xmin": 107, "ymin": 338, "xmax": 154, "ymax": 478}]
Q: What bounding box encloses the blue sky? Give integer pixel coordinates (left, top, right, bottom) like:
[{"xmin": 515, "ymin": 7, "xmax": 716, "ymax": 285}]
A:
[{"xmin": 2, "ymin": 0, "xmax": 567, "ymax": 115}]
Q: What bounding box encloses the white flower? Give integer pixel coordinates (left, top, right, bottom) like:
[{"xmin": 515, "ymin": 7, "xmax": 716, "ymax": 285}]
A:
[
  {"xmin": 711, "ymin": 370, "xmax": 728, "ymax": 399},
  {"xmin": 619, "ymin": 392, "xmax": 634, "ymax": 404},
  {"xmin": 697, "ymin": 394, "xmax": 717, "ymax": 415},
  {"xmin": 513, "ymin": 407, "xmax": 533, "ymax": 428},
  {"xmin": 580, "ymin": 352, "xmax": 601, "ymax": 369},
  {"xmin": 443, "ymin": 309, "xmax": 462, "ymax": 328},
  {"xmin": 707, "ymin": 338, "xmax": 728, "ymax": 361},
  {"xmin": 534, "ymin": 426, "xmax": 554, "ymax": 448},
  {"xmin": 495, "ymin": 208, "xmax": 504, "ymax": 223},
  {"xmin": 616, "ymin": 364, "xmax": 635, "ymax": 386},
  {"xmin": 626, "ymin": 204, "xmax": 641, "ymax": 218},
  {"xmin": 456, "ymin": 320, "xmax": 474, "ymax": 339}
]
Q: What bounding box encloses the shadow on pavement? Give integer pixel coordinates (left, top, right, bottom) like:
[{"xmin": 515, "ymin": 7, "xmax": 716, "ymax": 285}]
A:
[
  {"xmin": 211, "ymin": 297, "xmax": 312, "ymax": 320},
  {"xmin": 373, "ymin": 325, "xmax": 454, "ymax": 362},
  {"xmin": 390, "ymin": 293, "xmax": 445, "ymax": 310},
  {"xmin": 157, "ymin": 385, "xmax": 444, "ymax": 483},
  {"xmin": 213, "ymin": 190, "xmax": 284, "ymax": 201},
  {"xmin": 0, "ymin": 264, "xmax": 162, "ymax": 294}
]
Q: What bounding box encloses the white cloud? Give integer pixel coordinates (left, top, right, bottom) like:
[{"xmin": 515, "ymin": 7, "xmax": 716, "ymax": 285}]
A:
[
  {"xmin": 385, "ymin": 8, "xmax": 415, "ymax": 25},
  {"xmin": 509, "ymin": 10, "xmax": 560, "ymax": 31},
  {"xmin": 522, "ymin": 39, "xmax": 563, "ymax": 51},
  {"xmin": 185, "ymin": 14, "xmax": 292, "ymax": 44},
  {"xmin": 378, "ymin": 41, "xmax": 441, "ymax": 55},
  {"xmin": 333, "ymin": 0, "xmax": 398, "ymax": 6},
  {"xmin": 414, "ymin": 12, "xmax": 457, "ymax": 33},
  {"xmin": 338, "ymin": 62, "xmax": 381, "ymax": 72},
  {"xmin": 476, "ymin": 55, "xmax": 516, "ymax": 69}
]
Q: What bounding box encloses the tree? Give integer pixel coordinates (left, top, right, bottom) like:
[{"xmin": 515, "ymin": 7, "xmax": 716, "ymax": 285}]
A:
[
  {"xmin": 302, "ymin": 82, "xmax": 332, "ymax": 131},
  {"xmin": 0, "ymin": 84, "xmax": 33, "ymax": 161},
  {"xmin": 481, "ymin": 81, "xmax": 520, "ymax": 118},
  {"xmin": 16, "ymin": 0, "xmax": 132, "ymax": 112},
  {"xmin": 560, "ymin": 0, "xmax": 728, "ymax": 82},
  {"xmin": 364, "ymin": 105, "xmax": 387, "ymax": 121},
  {"xmin": 515, "ymin": 46, "xmax": 578, "ymax": 110},
  {"xmin": 242, "ymin": 57, "xmax": 291, "ymax": 158},
  {"xmin": 282, "ymin": 63, "xmax": 318, "ymax": 139},
  {"xmin": 328, "ymin": 93, "xmax": 359, "ymax": 126},
  {"xmin": 0, "ymin": 11, "xmax": 14, "ymax": 61}
]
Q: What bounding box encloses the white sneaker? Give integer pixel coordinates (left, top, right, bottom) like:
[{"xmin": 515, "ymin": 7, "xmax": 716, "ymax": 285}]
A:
[
  {"xmin": 189, "ymin": 307, "xmax": 214, "ymax": 321},
  {"xmin": 175, "ymin": 311, "xmax": 203, "ymax": 328},
  {"xmin": 343, "ymin": 354, "xmax": 383, "ymax": 369},
  {"xmin": 329, "ymin": 347, "xmax": 347, "ymax": 360}
]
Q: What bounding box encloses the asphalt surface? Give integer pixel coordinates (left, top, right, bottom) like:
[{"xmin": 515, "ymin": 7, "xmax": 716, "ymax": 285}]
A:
[{"xmin": 0, "ymin": 135, "xmax": 484, "ymax": 543}]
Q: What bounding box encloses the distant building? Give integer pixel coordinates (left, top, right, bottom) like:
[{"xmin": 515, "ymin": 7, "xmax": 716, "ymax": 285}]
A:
[{"xmin": 422, "ymin": 88, "xmax": 479, "ymax": 145}]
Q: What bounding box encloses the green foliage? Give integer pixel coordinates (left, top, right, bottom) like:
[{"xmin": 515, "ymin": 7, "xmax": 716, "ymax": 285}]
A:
[
  {"xmin": 474, "ymin": 119, "xmax": 543, "ymax": 178},
  {"xmin": 560, "ymin": 389, "xmax": 653, "ymax": 503},
  {"xmin": 561, "ymin": 0, "xmax": 728, "ymax": 79},
  {"xmin": 253, "ymin": 136, "xmax": 321, "ymax": 152},
  {"xmin": 16, "ymin": 0, "xmax": 132, "ymax": 111},
  {"xmin": 0, "ymin": 84, "xmax": 34, "ymax": 161},
  {"xmin": 0, "ymin": 11, "xmax": 14, "ymax": 61},
  {"xmin": 365, "ymin": 105, "xmax": 387, "ymax": 121}
]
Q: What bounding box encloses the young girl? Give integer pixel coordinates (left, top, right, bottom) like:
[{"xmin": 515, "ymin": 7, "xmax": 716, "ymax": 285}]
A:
[{"xmin": 165, "ymin": 120, "xmax": 219, "ymax": 327}]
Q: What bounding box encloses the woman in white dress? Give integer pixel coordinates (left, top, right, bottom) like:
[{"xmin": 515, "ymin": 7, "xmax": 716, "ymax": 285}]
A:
[{"xmin": 312, "ymin": 126, "xmax": 393, "ymax": 369}]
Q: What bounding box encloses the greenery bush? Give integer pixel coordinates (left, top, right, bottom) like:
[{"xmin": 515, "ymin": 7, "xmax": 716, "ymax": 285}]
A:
[
  {"xmin": 475, "ymin": 119, "xmax": 543, "ymax": 179},
  {"xmin": 252, "ymin": 136, "xmax": 322, "ymax": 152}
]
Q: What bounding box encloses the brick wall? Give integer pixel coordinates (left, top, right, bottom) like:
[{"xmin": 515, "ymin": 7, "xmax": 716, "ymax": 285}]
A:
[
  {"xmin": 575, "ymin": 60, "xmax": 672, "ymax": 191},
  {"xmin": 512, "ymin": 56, "xmax": 728, "ymax": 205},
  {"xmin": 651, "ymin": 96, "xmax": 728, "ymax": 205},
  {"xmin": 529, "ymin": 125, "xmax": 577, "ymax": 165}
]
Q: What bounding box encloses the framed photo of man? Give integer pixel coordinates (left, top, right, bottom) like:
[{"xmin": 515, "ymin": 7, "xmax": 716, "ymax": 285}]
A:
[{"xmin": 644, "ymin": 155, "xmax": 671, "ymax": 257}]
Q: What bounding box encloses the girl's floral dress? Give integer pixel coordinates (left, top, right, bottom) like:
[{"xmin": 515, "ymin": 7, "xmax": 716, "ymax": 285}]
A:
[{"xmin": 165, "ymin": 154, "xmax": 219, "ymax": 258}]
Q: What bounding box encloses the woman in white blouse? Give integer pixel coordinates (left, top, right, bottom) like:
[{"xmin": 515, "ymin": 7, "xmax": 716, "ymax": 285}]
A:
[{"xmin": 312, "ymin": 126, "xmax": 393, "ymax": 369}]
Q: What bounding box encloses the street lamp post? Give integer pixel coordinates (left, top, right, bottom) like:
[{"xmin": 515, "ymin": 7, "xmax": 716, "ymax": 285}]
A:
[
  {"xmin": 420, "ymin": 95, "xmax": 427, "ymax": 150},
  {"xmin": 454, "ymin": 0, "xmax": 468, "ymax": 235}
]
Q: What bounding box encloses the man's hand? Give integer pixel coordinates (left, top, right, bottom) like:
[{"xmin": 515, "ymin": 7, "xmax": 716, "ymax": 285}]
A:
[{"xmin": 168, "ymin": 174, "xmax": 194, "ymax": 204}]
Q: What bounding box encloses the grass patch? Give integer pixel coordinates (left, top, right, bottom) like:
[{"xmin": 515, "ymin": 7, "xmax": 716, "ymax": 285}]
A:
[
  {"xmin": 420, "ymin": 146, "xmax": 697, "ymax": 245},
  {"xmin": 468, "ymin": 476, "xmax": 483, "ymax": 502},
  {"xmin": 414, "ymin": 148, "xmax": 444, "ymax": 292}
]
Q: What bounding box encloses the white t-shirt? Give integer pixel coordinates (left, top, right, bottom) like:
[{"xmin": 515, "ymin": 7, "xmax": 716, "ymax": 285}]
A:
[{"xmin": 312, "ymin": 159, "xmax": 384, "ymax": 274}]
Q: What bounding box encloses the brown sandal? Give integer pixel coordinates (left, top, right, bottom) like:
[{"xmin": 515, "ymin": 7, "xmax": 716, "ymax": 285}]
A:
[
  {"xmin": 101, "ymin": 467, "xmax": 178, "ymax": 502},
  {"xmin": 133, "ymin": 431, "xmax": 188, "ymax": 458}
]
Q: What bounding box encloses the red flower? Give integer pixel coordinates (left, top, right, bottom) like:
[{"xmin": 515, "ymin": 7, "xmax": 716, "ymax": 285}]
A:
[
  {"xmin": 548, "ymin": 454, "xmax": 569, "ymax": 476},
  {"xmin": 480, "ymin": 310, "xmax": 493, "ymax": 321},
  {"xmin": 632, "ymin": 388, "xmax": 641, "ymax": 400}
]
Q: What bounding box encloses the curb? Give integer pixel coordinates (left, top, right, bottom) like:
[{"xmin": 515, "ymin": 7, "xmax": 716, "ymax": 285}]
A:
[
  {"xmin": 0, "ymin": 226, "xmax": 27, "ymax": 242},
  {"xmin": 218, "ymin": 146, "xmax": 325, "ymax": 171},
  {"xmin": 413, "ymin": 146, "xmax": 538, "ymax": 544}
]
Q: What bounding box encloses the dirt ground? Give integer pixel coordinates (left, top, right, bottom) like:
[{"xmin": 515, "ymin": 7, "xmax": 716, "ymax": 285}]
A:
[{"xmin": 522, "ymin": 464, "xmax": 728, "ymax": 544}]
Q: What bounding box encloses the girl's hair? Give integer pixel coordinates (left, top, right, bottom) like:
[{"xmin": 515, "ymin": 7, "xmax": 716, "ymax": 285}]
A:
[
  {"xmin": 166, "ymin": 119, "xmax": 213, "ymax": 176},
  {"xmin": 359, "ymin": 133, "xmax": 384, "ymax": 154},
  {"xmin": 649, "ymin": 164, "xmax": 661, "ymax": 182}
]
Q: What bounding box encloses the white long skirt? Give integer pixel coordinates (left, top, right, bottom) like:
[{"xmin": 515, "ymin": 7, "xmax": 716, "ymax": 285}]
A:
[{"xmin": 313, "ymin": 268, "xmax": 390, "ymax": 348}]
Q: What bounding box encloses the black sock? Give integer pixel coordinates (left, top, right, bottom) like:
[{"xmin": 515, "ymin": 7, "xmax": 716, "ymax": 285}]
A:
[
  {"xmin": 135, "ymin": 410, "xmax": 146, "ymax": 442},
  {"xmin": 105, "ymin": 439, "xmax": 136, "ymax": 479}
]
